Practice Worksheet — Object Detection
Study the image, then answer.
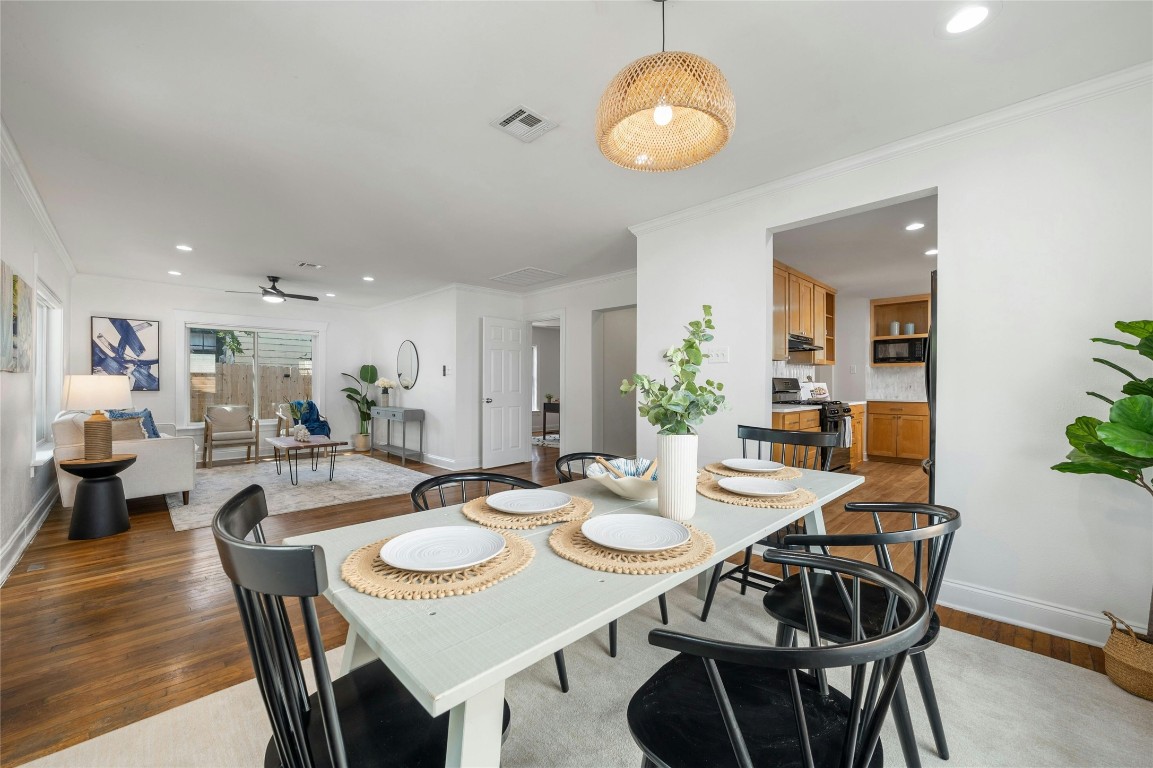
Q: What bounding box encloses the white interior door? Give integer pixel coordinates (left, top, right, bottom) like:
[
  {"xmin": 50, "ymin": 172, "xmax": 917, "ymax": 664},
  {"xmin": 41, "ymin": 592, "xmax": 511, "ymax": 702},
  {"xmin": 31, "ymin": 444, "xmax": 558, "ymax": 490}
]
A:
[{"xmin": 481, "ymin": 316, "xmax": 530, "ymax": 468}]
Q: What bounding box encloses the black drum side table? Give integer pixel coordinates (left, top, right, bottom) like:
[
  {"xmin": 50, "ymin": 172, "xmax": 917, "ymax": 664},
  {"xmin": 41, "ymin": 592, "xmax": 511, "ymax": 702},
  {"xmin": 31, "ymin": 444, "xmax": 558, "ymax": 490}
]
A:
[{"xmin": 59, "ymin": 454, "xmax": 137, "ymax": 540}]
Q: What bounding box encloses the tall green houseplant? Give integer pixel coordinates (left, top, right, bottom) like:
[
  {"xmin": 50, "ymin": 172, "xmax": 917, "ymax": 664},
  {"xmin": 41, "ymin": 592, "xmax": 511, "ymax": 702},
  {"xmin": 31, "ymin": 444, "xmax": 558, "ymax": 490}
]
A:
[
  {"xmin": 1052, "ymin": 320, "xmax": 1153, "ymax": 642},
  {"xmin": 341, "ymin": 364, "xmax": 379, "ymax": 435}
]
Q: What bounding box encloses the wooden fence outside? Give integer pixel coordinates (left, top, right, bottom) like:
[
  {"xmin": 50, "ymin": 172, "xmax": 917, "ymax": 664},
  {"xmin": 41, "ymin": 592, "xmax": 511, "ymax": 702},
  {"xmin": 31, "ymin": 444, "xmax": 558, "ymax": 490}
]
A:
[{"xmin": 190, "ymin": 363, "xmax": 313, "ymax": 421}]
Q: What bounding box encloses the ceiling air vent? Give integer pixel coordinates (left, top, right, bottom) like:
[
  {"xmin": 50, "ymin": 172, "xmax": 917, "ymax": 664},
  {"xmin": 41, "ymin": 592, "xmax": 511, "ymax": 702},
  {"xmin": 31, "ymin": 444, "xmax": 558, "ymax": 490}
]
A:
[
  {"xmin": 297, "ymin": 262, "xmax": 325, "ymax": 269},
  {"xmin": 490, "ymin": 105, "xmax": 558, "ymax": 143},
  {"xmin": 489, "ymin": 267, "xmax": 566, "ymax": 287}
]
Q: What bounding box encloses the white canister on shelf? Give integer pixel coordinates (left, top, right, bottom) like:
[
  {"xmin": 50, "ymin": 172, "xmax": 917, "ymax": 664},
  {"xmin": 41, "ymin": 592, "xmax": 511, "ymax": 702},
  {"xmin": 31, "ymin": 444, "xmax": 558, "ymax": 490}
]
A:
[
  {"xmin": 904, "ymin": 322, "xmax": 915, "ymax": 335},
  {"xmin": 889, "ymin": 320, "xmax": 901, "ymax": 336}
]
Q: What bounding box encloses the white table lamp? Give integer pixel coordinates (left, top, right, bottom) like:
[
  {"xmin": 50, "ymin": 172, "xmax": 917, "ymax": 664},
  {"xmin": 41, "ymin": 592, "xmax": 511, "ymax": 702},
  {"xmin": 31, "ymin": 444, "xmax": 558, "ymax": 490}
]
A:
[{"xmin": 62, "ymin": 375, "xmax": 134, "ymax": 460}]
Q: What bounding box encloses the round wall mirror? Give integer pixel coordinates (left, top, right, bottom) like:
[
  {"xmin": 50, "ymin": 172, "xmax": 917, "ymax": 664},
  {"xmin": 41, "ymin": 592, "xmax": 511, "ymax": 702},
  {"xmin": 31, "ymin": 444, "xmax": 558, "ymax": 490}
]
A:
[{"xmin": 397, "ymin": 340, "xmax": 419, "ymax": 390}]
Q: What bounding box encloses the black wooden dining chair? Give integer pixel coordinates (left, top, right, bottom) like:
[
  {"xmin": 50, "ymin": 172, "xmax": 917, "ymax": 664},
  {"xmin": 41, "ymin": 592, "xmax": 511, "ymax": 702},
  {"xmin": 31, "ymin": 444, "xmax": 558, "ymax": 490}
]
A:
[
  {"xmin": 555, "ymin": 452, "xmax": 670, "ymax": 653},
  {"xmin": 762, "ymin": 502, "xmax": 962, "ymax": 768},
  {"xmin": 699, "ymin": 425, "xmax": 840, "ymax": 622},
  {"xmin": 212, "ymin": 484, "xmax": 511, "ymax": 768},
  {"xmin": 627, "ymin": 549, "xmax": 930, "ymax": 768},
  {"xmin": 409, "ymin": 472, "xmax": 574, "ymax": 693}
]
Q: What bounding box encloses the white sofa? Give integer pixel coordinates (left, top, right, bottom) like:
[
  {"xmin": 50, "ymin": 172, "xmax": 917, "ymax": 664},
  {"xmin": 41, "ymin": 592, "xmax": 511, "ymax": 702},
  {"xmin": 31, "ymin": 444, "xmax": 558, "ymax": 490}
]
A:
[{"xmin": 52, "ymin": 413, "xmax": 197, "ymax": 508}]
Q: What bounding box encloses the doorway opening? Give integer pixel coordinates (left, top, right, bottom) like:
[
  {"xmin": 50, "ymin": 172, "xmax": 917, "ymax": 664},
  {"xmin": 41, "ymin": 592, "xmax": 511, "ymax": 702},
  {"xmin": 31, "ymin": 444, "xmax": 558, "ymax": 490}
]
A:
[
  {"xmin": 591, "ymin": 305, "xmax": 638, "ymax": 457},
  {"xmin": 530, "ymin": 317, "xmax": 562, "ymax": 464},
  {"xmin": 768, "ymin": 190, "xmax": 938, "ymax": 502}
]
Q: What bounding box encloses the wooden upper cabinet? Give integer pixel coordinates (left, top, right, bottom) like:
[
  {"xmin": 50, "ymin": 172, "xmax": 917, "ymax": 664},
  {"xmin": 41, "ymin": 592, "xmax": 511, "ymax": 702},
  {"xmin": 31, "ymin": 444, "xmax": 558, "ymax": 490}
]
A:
[
  {"xmin": 812, "ymin": 285, "xmax": 835, "ymax": 365},
  {"xmin": 788, "ymin": 274, "xmax": 814, "ymax": 338},
  {"xmin": 772, "ymin": 266, "xmax": 788, "ymax": 361}
]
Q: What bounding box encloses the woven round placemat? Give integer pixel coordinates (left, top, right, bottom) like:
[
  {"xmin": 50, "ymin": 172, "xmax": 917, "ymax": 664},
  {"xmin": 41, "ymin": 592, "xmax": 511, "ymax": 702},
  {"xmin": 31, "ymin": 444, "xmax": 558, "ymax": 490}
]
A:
[
  {"xmin": 461, "ymin": 495, "xmax": 593, "ymax": 530},
  {"xmin": 340, "ymin": 531, "xmax": 534, "ymax": 600},
  {"xmin": 696, "ymin": 476, "xmax": 818, "ymax": 509},
  {"xmin": 703, "ymin": 462, "xmax": 803, "ymax": 480},
  {"xmin": 548, "ymin": 519, "xmax": 714, "ymax": 575}
]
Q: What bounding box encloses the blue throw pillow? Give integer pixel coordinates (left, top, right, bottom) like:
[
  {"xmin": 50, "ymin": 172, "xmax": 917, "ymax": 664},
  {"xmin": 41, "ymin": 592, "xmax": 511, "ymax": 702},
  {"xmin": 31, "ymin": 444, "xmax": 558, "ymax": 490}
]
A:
[{"xmin": 108, "ymin": 408, "xmax": 161, "ymax": 438}]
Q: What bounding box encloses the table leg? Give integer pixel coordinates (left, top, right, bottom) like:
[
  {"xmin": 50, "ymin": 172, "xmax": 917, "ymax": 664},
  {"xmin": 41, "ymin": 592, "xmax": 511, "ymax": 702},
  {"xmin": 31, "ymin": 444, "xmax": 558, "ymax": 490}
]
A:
[
  {"xmin": 803, "ymin": 504, "xmax": 827, "ymax": 537},
  {"xmin": 339, "ymin": 625, "xmax": 378, "ymax": 675},
  {"xmin": 328, "ymin": 447, "xmax": 337, "ymax": 480},
  {"xmin": 288, "ymin": 450, "xmax": 299, "ymax": 485},
  {"xmin": 273, "ymin": 449, "xmax": 282, "ymax": 476},
  {"xmin": 311, "ymin": 448, "xmax": 320, "ymax": 471},
  {"xmin": 445, "ymin": 680, "xmax": 505, "ymax": 768}
]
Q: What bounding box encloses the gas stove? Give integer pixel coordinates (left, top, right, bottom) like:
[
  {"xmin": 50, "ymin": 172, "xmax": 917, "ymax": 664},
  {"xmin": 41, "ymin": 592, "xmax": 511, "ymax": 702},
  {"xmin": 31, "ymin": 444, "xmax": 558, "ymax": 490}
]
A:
[{"xmin": 776, "ymin": 399, "xmax": 847, "ymax": 406}]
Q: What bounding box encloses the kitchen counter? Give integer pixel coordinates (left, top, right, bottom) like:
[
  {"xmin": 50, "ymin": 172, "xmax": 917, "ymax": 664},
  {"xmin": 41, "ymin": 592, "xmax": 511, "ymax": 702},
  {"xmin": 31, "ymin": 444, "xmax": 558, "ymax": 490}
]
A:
[
  {"xmin": 770, "ymin": 404, "xmax": 821, "ymax": 413},
  {"xmin": 866, "ymin": 398, "xmax": 927, "ymax": 403}
]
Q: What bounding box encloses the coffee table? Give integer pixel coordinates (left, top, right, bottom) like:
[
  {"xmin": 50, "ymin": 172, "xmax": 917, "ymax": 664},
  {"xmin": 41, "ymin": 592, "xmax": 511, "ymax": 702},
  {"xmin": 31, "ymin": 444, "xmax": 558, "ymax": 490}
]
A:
[{"xmin": 264, "ymin": 436, "xmax": 349, "ymax": 485}]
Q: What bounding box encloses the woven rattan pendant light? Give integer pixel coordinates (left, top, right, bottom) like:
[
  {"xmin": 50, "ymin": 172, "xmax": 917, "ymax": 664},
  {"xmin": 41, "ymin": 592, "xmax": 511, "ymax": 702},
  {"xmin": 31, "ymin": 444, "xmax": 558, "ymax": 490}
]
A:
[{"xmin": 596, "ymin": 0, "xmax": 735, "ymax": 172}]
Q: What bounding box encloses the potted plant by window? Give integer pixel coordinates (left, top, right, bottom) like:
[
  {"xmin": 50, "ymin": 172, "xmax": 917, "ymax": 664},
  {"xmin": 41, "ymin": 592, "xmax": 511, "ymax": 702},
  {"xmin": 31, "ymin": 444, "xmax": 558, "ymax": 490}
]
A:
[
  {"xmin": 621, "ymin": 305, "xmax": 726, "ymax": 521},
  {"xmin": 1052, "ymin": 320, "xmax": 1152, "ymax": 700},
  {"xmin": 342, "ymin": 364, "xmax": 378, "ymax": 451}
]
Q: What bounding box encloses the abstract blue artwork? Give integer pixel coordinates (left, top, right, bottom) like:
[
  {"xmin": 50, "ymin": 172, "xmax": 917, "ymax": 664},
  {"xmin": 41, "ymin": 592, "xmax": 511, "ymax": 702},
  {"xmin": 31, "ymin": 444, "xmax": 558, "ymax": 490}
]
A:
[{"xmin": 91, "ymin": 316, "xmax": 160, "ymax": 391}]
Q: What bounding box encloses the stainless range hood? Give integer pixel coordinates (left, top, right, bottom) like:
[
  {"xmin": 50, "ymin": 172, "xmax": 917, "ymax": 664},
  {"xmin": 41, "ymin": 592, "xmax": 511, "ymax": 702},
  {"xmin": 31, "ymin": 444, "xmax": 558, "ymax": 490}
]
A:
[{"xmin": 787, "ymin": 333, "xmax": 824, "ymax": 352}]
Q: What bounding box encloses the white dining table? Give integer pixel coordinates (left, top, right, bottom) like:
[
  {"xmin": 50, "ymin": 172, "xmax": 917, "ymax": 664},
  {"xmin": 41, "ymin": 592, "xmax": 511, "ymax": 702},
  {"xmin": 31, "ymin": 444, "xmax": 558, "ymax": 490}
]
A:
[{"xmin": 284, "ymin": 468, "xmax": 864, "ymax": 768}]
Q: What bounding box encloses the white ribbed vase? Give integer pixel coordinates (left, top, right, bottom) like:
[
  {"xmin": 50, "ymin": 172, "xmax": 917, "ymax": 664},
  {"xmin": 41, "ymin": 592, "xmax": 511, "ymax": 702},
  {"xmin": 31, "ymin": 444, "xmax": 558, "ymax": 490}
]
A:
[{"xmin": 656, "ymin": 433, "xmax": 699, "ymax": 522}]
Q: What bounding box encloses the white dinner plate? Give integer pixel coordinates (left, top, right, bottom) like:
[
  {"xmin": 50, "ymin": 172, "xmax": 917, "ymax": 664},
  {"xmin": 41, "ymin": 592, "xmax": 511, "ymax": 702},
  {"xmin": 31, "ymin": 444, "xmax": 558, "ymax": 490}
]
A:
[
  {"xmin": 379, "ymin": 526, "xmax": 505, "ymax": 572},
  {"xmin": 717, "ymin": 478, "xmax": 799, "ymax": 497},
  {"xmin": 721, "ymin": 458, "xmax": 785, "ymax": 473},
  {"xmin": 486, "ymin": 489, "xmax": 572, "ymax": 515},
  {"xmin": 581, "ymin": 514, "xmax": 691, "ymax": 553}
]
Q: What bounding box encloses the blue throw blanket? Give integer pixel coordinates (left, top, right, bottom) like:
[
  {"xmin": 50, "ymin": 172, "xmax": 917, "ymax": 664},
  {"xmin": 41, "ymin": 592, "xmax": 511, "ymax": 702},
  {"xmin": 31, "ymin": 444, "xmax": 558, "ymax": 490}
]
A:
[{"xmin": 291, "ymin": 400, "xmax": 331, "ymax": 437}]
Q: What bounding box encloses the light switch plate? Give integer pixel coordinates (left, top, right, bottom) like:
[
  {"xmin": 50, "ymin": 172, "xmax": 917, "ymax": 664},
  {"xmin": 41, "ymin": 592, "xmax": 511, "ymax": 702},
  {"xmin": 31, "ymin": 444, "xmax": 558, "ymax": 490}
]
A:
[{"xmin": 707, "ymin": 346, "xmax": 730, "ymax": 364}]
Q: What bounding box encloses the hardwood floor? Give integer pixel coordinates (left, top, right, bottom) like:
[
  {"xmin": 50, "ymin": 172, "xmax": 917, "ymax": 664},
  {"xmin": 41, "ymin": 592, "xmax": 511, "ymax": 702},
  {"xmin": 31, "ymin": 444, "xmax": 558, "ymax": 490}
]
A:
[{"xmin": 0, "ymin": 453, "xmax": 1101, "ymax": 766}]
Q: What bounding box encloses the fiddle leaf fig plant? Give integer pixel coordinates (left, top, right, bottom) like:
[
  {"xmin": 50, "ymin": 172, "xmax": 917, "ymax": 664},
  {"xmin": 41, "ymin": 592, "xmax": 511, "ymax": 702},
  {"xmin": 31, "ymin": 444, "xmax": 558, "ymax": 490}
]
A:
[
  {"xmin": 621, "ymin": 304, "xmax": 727, "ymax": 435},
  {"xmin": 1052, "ymin": 320, "xmax": 1153, "ymax": 640},
  {"xmin": 341, "ymin": 364, "xmax": 379, "ymax": 435}
]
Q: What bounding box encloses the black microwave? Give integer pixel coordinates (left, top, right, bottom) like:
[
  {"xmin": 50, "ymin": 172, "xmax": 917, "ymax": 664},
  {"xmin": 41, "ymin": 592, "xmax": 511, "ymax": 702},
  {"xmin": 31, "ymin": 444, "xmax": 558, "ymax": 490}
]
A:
[{"xmin": 873, "ymin": 338, "xmax": 927, "ymax": 364}]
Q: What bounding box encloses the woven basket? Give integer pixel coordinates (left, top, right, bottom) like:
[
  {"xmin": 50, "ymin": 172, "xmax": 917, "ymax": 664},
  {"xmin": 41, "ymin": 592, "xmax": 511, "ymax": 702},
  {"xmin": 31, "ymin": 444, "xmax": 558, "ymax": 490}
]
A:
[{"xmin": 1102, "ymin": 611, "xmax": 1153, "ymax": 700}]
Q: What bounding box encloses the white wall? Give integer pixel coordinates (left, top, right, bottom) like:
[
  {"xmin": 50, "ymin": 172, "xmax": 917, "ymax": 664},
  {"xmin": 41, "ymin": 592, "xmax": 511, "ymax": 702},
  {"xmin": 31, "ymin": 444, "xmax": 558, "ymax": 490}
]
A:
[
  {"xmin": 68, "ymin": 275, "xmax": 373, "ymax": 454},
  {"xmin": 531, "ymin": 326, "xmax": 560, "ymax": 431},
  {"xmin": 523, "ymin": 272, "xmax": 638, "ymax": 454},
  {"xmin": 633, "ymin": 69, "xmax": 1153, "ymax": 643},
  {"xmin": 1, "ymin": 145, "xmax": 74, "ymax": 581},
  {"xmin": 832, "ymin": 297, "xmax": 869, "ymax": 402},
  {"xmin": 371, "ymin": 287, "xmax": 459, "ymax": 466},
  {"xmin": 598, "ymin": 306, "xmax": 637, "ymax": 457}
]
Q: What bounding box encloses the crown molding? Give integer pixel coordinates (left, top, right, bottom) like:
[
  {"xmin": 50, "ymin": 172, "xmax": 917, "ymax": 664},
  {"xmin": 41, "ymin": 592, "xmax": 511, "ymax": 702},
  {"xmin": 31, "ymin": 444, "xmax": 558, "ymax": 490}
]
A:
[
  {"xmin": 630, "ymin": 62, "xmax": 1153, "ymax": 236},
  {"xmin": 0, "ymin": 119, "xmax": 77, "ymax": 276}
]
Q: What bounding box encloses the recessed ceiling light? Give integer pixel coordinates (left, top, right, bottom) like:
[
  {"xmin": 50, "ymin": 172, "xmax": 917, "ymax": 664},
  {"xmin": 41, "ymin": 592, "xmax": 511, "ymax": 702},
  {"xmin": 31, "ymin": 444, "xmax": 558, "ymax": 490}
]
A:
[
  {"xmin": 167, "ymin": 270, "xmax": 182, "ymax": 276},
  {"xmin": 175, "ymin": 244, "xmax": 193, "ymax": 252},
  {"xmin": 925, "ymin": 248, "xmax": 939, "ymax": 256},
  {"xmin": 362, "ymin": 276, "xmax": 375, "ymax": 282},
  {"xmin": 905, "ymin": 222, "xmax": 925, "ymax": 231},
  {"xmin": 325, "ymin": 293, "xmax": 336, "ymax": 297},
  {"xmin": 946, "ymin": 5, "xmax": 990, "ymax": 34}
]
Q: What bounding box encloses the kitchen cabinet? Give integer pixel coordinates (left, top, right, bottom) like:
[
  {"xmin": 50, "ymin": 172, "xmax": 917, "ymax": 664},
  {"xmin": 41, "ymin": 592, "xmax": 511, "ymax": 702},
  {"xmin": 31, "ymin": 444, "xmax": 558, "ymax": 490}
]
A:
[
  {"xmin": 866, "ymin": 401, "xmax": 929, "ymax": 461},
  {"xmin": 769, "ymin": 409, "xmax": 822, "ymax": 466},
  {"xmin": 773, "ymin": 261, "xmax": 836, "ymax": 363},
  {"xmin": 870, "ymin": 294, "xmax": 930, "ymax": 367},
  {"xmin": 772, "ymin": 266, "xmax": 788, "ymax": 360},
  {"xmin": 849, "ymin": 406, "xmax": 865, "ymax": 470}
]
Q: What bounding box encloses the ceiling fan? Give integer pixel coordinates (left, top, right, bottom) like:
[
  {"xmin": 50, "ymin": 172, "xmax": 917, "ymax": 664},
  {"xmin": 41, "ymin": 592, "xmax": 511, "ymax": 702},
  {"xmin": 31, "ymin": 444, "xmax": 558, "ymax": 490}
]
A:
[{"xmin": 227, "ymin": 276, "xmax": 319, "ymax": 303}]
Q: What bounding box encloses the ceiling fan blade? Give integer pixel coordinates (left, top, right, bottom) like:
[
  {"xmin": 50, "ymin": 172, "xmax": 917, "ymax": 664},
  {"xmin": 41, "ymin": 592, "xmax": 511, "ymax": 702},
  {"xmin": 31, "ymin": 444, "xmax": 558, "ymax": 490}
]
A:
[
  {"xmin": 282, "ymin": 293, "xmax": 320, "ymax": 301},
  {"xmin": 225, "ymin": 290, "xmax": 261, "ymax": 294}
]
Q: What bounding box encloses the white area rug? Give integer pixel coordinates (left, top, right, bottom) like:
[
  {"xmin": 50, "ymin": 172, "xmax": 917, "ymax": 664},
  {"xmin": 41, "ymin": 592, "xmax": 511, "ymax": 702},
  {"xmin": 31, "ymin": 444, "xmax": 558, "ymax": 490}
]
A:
[
  {"xmin": 24, "ymin": 581, "xmax": 1152, "ymax": 767},
  {"xmin": 531, "ymin": 433, "xmax": 560, "ymax": 446},
  {"xmin": 164, "ymin": 454, "xmax": 431, "ymax": 531}
]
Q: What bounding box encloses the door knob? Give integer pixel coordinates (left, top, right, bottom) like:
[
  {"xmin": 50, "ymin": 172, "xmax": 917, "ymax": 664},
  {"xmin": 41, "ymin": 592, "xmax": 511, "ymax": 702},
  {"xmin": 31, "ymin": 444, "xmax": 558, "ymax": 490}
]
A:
[{"xmin": 484, "ymin": 398, "xmax": 493, "ymax": 403}]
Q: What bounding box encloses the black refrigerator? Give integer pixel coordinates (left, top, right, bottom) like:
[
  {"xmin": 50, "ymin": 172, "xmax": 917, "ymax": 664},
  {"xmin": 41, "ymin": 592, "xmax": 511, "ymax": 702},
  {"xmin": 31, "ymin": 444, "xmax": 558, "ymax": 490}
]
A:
[{"xmin": 925, "ymin": 270, "xmax": 938, "ymax": 502}]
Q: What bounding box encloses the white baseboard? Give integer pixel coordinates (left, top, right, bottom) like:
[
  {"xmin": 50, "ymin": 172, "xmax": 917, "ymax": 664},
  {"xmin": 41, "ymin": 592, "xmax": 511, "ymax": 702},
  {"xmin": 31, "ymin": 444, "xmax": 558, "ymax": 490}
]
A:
[
  {"xmin": 938, "ymin": 578, "xmax": 1147, "ymax": 648},
  {"xmin": 1, "ymin": 485, "xmax": 58, "ymax": 586},
  {"xmin": 420, "ymin": 453, "xmax": 478, "ymax": 471}
]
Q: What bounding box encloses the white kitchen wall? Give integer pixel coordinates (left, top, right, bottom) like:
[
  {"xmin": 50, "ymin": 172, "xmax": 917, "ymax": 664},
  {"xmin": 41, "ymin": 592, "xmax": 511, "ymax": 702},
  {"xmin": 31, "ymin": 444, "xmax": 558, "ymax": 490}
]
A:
[
  {"xmin": 1, "ymin": 143, "xmax": 74, "ymax": 582},
  {"xmin": 634, "ymin": 67, "xmax": 1153, "ymax": 642},
  {"xmin": 832, "ymin": 297, "xmax": 869, "ymax": 402}
]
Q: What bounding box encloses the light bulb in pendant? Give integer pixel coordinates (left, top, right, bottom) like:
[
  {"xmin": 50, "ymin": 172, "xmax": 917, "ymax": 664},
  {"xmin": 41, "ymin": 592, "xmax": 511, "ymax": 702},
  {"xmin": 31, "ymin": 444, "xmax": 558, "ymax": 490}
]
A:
[{"xmin": 653, "ymin": 97, "xmax": 673, "ymax": 126}]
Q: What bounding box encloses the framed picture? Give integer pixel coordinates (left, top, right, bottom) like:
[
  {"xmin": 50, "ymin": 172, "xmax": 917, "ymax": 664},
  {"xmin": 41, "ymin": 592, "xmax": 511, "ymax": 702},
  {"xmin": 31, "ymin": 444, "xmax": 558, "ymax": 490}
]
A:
[
  {"xmin": 91, "ymin": 316, "xmax": 160, "ymax": 391},
  {"xmin": 1, "ymin": 261, "xmax": 33, "ymax": 373}
]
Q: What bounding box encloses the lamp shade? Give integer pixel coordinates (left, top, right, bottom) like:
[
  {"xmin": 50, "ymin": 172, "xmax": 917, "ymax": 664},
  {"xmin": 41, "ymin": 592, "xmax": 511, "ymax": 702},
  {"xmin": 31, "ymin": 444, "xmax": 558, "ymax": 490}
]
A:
[
  {"xmin": 596, "ymin": 50, "xmax": 735, "ymax": 172},
  {"xmin": 63, "ymin": 375, "xmax": 133, "ymax": 411}
]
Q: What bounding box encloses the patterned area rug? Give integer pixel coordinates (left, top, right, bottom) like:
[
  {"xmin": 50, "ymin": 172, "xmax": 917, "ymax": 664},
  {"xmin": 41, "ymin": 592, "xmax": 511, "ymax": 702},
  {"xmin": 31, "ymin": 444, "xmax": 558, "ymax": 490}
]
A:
[
  {"xmin": 531, "ymin": 433, "xmax": 560, "ymax": 446},
  {"xmin": 165, "ymin": 454, "xmax": 431, "ymax": 531}
]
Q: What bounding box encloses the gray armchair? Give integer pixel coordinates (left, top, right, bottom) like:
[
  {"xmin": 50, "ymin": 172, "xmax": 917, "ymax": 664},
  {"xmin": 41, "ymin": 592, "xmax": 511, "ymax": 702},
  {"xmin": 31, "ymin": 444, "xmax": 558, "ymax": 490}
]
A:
[{"xmin": 203, "ymin": 404, "xmax": 258, "ymax": 467}]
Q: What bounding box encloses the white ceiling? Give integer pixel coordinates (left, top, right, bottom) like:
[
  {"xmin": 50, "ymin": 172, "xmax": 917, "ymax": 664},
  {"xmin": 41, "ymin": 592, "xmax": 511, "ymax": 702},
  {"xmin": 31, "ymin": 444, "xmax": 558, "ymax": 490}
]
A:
[
  {"xmin": 2, "ymin": 2, "xmax": 1150, "ymax": 306},
  {"xmin": 773, "ymin": 195, "xmax": 938, "ymax": 299}
]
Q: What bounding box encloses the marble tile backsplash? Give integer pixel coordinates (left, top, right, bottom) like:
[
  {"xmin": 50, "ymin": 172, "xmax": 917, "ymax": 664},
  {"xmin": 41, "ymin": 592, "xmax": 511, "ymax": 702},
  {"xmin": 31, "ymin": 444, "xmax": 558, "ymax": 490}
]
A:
[
  {"xmin": 867, "ymin": 367, "xmax": 928, "ymax": 401},
  {"xmin": 772, "ymin": 361, "xmax": 817, "ymax": 383}
]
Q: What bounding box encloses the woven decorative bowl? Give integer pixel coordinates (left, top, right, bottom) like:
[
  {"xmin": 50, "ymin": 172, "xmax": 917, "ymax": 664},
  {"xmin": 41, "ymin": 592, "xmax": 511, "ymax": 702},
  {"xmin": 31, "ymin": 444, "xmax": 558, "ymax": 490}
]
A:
[{"xmin": 586, "ymin": 458, "xmax": 659, "ymax": 501}]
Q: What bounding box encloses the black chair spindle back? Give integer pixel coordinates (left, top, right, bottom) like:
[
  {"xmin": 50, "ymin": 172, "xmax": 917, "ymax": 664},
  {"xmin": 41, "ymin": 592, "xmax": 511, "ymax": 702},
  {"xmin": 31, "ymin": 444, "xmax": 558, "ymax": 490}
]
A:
[{"xmin": 410, "ymin": 472, "xmax": 540, "ymax": 512}]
